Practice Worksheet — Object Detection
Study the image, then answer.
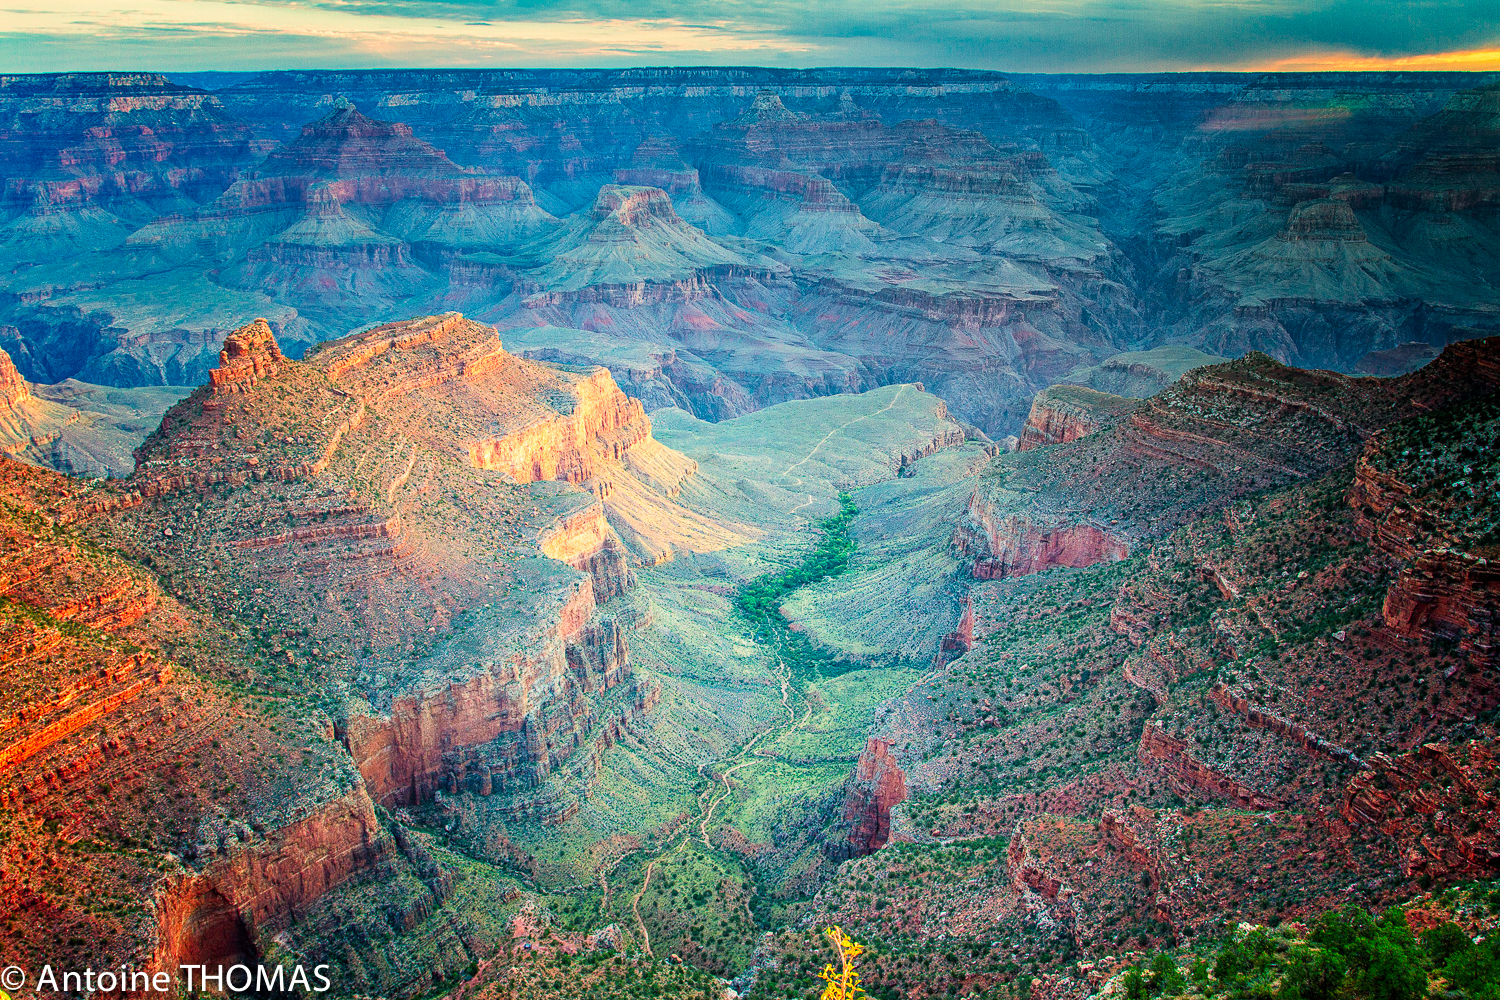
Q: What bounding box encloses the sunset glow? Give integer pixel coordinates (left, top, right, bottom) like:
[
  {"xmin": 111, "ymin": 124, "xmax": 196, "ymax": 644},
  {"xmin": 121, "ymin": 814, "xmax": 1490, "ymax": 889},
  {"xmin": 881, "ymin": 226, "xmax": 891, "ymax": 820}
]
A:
[
  {"xmin": 0, "ymin": 0, "xmax": 1496, "ymax": 72},
  {"xmin": 1250, "ymin": 47, "xmax": 1500, "ymax": 73}
]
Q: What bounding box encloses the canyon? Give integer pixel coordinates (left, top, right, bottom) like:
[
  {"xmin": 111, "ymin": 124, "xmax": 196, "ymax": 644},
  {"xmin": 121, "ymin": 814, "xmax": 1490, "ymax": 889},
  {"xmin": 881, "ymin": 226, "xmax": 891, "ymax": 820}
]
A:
[
  {"xmin": 3, "ymin": 69, "xmax": 1497, "ymax": 451},
  {"xmin": 0, "ymin": 66, "xmax": 1498, "ymax": 1000}
]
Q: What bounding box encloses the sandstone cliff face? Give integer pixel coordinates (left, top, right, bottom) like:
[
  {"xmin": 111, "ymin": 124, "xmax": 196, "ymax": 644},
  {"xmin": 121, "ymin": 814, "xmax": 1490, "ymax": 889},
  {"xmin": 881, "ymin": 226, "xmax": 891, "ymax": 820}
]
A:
[
  {"xmin": 828, "ymin": 738, "xmax": 907, "ymax": 860},
  {"xmin": 1342, "ymin": 742, "xmax": 1500, "ymax": 879},
  {"xmin": 469, "ymin": 367, "xmax": 650, "ymax": 486},
  {"xmin": 951, "ymin": 489, "xmax": 1128, "ymax": 580},
  {"xmin": 339, "ymin": 578, "xmax": 635, "ymax": 812},
  {"xmin": 537, "ymin": 502, "xmax": 635, "ymax": 601},
  {"xmin": 0, "ymin": 346, "xmax": 28, "ymax": 406},
  {"xmin": 1017, "ymin": 385, "xmax": 1135, "ymax": 451},
  {"xmin": 151, "ymin": 788, "xmax": 389, "ymax": 974},
  {"xmin": 1382, "ymin": 551, "xmax": 1499, "ymax": 666}
]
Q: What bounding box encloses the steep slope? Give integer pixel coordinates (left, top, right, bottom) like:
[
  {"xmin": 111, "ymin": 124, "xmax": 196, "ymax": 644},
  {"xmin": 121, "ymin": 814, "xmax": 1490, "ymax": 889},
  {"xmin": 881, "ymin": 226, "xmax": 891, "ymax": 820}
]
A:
[
  {"xmin": 0, "ymin": 455, "xmax": 388, "ymax": 986},
  {"xmin": 1144, "ymin": 82, "xmax": 1500, "ymax": 368},
  {"xmin": 731, "ymin": 337, "xmax": 1500, "ymax": 1000},
  {"xmin": 0, "ymin": 73, "xmax": 262, "ymax": 266},
  {"xmin": 491, "ymin": 183, "xmax": 866, "ymax": 421},
  {"xmin": 0, "ymin": 345, "xmax": 189, "ymax": 476},
  {"xmin": 0, "ymin": 310, "xmax": 766, "ymax": 997}
]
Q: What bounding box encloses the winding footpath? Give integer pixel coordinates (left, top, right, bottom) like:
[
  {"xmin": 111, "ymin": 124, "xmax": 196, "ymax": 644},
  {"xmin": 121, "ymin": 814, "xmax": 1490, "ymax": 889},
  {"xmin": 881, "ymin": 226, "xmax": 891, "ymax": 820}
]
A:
[
  {"xmin": 777, "ymin": 385, "xmax": 908, "ymax": 491},
  {"xmin": 626, "ymin": 651, "xmax": 798, "ymax": 956}
]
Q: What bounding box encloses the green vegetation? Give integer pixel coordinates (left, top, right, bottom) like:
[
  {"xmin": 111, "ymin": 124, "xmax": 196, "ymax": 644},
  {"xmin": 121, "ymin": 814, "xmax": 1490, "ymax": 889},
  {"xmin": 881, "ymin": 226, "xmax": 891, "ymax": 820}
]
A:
[
  {"xmin": 736, "ymin": 493, "xmax": 859, "ymax": 620},
  {"xmin": 1371, "ymin": 393, "xmax": 1500, "ymax": 548},
  {"xmin": 735, "ymin": 493, "xmax": 863, "ymax": 681},
  {"xmin": 1118, "ymin": 887, "xmax": 1500, "ymax": 1000}
]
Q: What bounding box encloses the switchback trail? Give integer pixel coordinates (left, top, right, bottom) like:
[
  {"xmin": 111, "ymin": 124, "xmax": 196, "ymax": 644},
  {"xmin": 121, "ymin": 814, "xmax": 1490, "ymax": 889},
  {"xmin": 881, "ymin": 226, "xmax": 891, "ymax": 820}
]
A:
[
  {"xmin": 627, "ymin": 649, "xmax": 799, "ymax": 955},
  {"xmin": 621, "ymin": 489, "xmax": 858, "ymax": 955}
]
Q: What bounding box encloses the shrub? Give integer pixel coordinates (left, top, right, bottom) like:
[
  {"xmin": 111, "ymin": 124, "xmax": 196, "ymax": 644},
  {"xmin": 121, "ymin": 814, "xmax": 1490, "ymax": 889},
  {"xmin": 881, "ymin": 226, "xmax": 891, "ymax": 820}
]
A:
[
  {"xmin": 1278, "ymin": 944, "xmax": 1345, "ymax": 1000},
  {"xmin": 1421, "ymin": 921, "xmax": 1472, "ymax": 966},
  {"xmin": 1443, "ymin": 933, "xmax": 1500, "ymax": 999},
  {"xmin": 1214, "ymin": 926, "xmax": 1277, "ymax": 983}
]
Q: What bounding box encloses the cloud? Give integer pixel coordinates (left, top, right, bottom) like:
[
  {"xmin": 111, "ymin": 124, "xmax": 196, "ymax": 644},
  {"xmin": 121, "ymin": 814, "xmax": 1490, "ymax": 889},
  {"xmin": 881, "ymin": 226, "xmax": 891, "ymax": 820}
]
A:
[{"xmin": 0, "ymin": 0, "xmax": 1495, "ymax": 72}]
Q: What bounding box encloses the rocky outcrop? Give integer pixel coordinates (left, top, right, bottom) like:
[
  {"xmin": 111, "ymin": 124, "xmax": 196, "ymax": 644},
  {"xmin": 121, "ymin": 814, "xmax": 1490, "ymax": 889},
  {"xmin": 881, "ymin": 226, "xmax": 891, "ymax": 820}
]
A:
[
  {"xmin": 828, "ymin": 738, "xmax": 907, "ymax": 860},
  {"xmin": 209, "ymin": 318, "xmax": 286, "ymax": 394},
  {"xmin": 0, "ymin": 346, "xmax": 28, "ymax": 406},
  {"xmin": 951, "ymin": 491, "xmax": 1128, "ymax": 580},
  {"xmin": 1137, "ymin": 723, "xmax": 1281, "ymax": 809},
  {"xmin": 469, "ymin": 367, "xmax": 650, "ymax": 485},
  {"xmin": 152, "ymin": 788, "xmax": 388, "ymax": 973},
  {"xmin": 1381, "ymin": 550, "xmax": 1499, "ymax": 666},
  {"xmin": 338, "ymin": 563, "xmax": 635, "ymax": 811},
  {"xmin": 1017, "ymin": 385, "xmax": 1135, "ymax": 451},
  {"xmin": 1342, "ymin": 742, "xmax": 1500, "ymax": 879},
  {"xmin": 537, "ymin": 501, "xmax": 635, "ymax": 602}
]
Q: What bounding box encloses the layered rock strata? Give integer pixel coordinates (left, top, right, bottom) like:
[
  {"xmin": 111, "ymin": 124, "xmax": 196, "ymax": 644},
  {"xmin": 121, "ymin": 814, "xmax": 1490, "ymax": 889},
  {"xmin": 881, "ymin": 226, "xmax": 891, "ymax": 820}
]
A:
[{"xmin": 829, "ymin": 738, "xmax": 908, "ymax": 860}]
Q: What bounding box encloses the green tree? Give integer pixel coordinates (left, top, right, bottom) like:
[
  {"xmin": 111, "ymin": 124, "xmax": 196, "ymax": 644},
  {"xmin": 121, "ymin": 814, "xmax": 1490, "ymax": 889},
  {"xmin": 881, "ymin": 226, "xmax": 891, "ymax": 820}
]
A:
[
  {"xmin": 1445, "ymin": 933, "xmax": 1500, "ymax": 1000},
  {"xmin": 1214, "ymin": 926, "xmax": 1277, "ymax": 984},
  {"xmin": 1147, "ymin": 953, "xmax": 1184, "ymax": 995},
  {"xmin": 1346, "ymin": 909, "xmax": 1426, "ymax": 1000},
  {"xmin": 1309, "ymin": 905, "xmax": 1377, "ymax": 958},
  {"xmin": 1421, "ymin": 921, "xmax": 1473, "ymax": 966},
  {"xmin": 1278, "ymin": 945, "xmax": 1345, "ymax": 1000}
]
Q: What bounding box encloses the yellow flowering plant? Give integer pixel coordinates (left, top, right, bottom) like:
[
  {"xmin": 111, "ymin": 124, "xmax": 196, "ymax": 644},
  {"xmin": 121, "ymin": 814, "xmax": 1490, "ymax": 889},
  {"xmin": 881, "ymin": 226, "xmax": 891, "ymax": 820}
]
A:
[{"xmin": 819, "ymin": 925, "xmax": 867, "ymax": 1000}]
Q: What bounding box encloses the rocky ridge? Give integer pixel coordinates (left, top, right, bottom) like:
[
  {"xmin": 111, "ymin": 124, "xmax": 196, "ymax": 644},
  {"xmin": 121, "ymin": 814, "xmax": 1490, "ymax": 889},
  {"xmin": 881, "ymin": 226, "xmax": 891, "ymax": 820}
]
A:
[{"xmin": 0, "ymin": 310, "xmax": 760, "ymax": 994}]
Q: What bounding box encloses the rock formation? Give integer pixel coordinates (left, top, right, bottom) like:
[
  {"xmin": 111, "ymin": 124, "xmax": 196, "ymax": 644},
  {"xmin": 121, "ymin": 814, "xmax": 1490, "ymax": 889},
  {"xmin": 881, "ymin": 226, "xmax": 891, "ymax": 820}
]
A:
[
  {"xmin": 4, "ymin": 70, "xmax": 1497, "ymax": 448},
  {"xmin": 1017, "ymin": 385, "xmax": 1135, "ymax": 450},
  {"xmin": 1342, "ymin": 742, "xmax": 1500, "ymax": 879},
  {"xmin": 209, "ymin": 318, "xmax": 285, "ymax": 393},
  {"xmin": 0, "ymin": 454, "xmax": 388, "ymax": 981},
  {"xmin": 0, "ymin": 309, "xmax": 752, "ymax": 992},
  {"xmin": 829, "ymin": 738, "xmax": 907, "ymax": 859},
  {"xmin": 951, "ymin": 497, "xmax": 1129, "ymax": 580},
  {"xmin": 2, "ymin": 67, "xmax": 1500, "ymax": 1000}
]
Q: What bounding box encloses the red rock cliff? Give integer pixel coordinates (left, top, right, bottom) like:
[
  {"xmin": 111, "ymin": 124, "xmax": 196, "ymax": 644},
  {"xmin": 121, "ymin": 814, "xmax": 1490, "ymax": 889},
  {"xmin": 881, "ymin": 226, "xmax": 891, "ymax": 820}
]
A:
[
  {"xmin": 1017, "ymin": 385, "xmax": 1135, "ymax": 451},
  {"xmin": 209, "ymin": 318, "xmax": 286, "ymax": 395},
  {"xmin": 831, "ymin": 738, "xmax": 907, "ymax": 859},
  {"xmin": 951, "ymin": 490, "xmax": 1128, "ymax": 580},
  {"xmin": 151, "ymin": 788, "xmax": 389, "ymax": 974},
  {"xmin": 469, "ymin": 367, "xmax": 650, "ymax": 486}
]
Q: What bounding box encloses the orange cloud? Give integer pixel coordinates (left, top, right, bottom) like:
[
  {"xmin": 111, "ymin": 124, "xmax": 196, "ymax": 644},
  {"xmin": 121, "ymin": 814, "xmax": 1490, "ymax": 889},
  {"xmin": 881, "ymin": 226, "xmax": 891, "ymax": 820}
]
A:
[{"xmin": 1245, "ymin": 47, "xmax": 1500, "ymax": 72}]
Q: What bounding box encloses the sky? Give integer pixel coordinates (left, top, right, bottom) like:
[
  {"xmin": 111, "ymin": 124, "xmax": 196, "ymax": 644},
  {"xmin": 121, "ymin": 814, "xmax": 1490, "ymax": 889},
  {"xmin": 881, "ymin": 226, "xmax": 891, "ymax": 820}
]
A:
[{"xmin": 1, "ymin": 0, "xmax": 1498, "ymax": 74}]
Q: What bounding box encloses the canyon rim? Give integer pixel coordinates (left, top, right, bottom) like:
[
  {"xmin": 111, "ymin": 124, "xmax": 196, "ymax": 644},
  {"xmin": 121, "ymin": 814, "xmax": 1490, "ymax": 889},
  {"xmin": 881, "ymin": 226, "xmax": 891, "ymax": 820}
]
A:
[{"xmin": 1, "ymin": 27, "xmax": 1499, "ymax": 1000}]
